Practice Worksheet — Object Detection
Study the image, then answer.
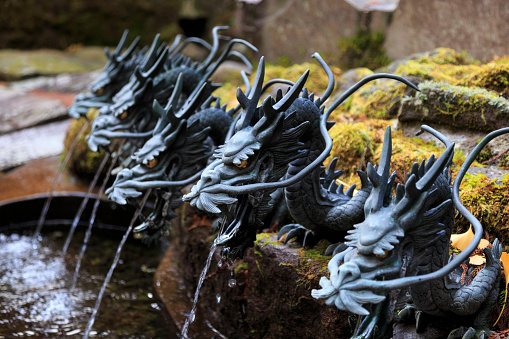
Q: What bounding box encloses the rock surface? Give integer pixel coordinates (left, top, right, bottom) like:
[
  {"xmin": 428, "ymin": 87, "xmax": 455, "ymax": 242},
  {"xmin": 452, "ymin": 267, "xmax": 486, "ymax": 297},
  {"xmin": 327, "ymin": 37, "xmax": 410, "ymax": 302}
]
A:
[
  {"xmin": 154, "ymin": 204, "xmax": 351, "ymax": 339},
  {"xmin": 0, "ymin": 48, "xmax": 105, "ymax": 80}
]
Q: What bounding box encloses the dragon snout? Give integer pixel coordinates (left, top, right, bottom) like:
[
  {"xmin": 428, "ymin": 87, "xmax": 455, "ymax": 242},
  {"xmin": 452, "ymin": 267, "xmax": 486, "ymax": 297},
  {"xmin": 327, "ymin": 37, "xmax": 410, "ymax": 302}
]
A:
[
  {"xmin": 106, "ymin": 169, "xmax": 141, "ymax": 205},
  {"xmin": 116, "ymin": 168, "xmax": 133, "ymax": 182},
  {"xmin": 334, "ymin": 262, "xmax": 361, "ymax": 289},
  {"xmin": 184, "ymin": 169, "xmax": 237, "ymax": 214}
]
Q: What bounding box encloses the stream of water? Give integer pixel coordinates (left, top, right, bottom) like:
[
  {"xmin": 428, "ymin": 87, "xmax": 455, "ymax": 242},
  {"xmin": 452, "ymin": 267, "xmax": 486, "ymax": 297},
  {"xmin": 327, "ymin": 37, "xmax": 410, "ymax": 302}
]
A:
[
  {"xmin": 0, "ymin": 226, "xmax": 169, "ymax": 338},
  {"xmin": 181, "ymin": 241, "xmax": 218, "ymax": 339},
  {"xmin": 33, "ymin": 120, "xmax": 90, "ymax": 242},
  {"xmin": 62, "ymin": 151, "xmax": 110, "ymax": 254},
  {"xmin": 71, "ymin": 143, "xmax": 124, "ymax": 289},
  {"xmin": 83, "ymin": 190, "xmax": 152, "ymax": 339}
]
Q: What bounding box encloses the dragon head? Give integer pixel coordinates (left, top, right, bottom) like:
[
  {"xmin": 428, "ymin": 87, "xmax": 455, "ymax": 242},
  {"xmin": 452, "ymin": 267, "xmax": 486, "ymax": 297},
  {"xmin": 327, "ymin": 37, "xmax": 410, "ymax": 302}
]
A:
[
  {"xmin": 68, "ymin": 30, "xmax": 142, "ymax": 119},
  {"xmin": 184, "ymin": 57, "xmax": 318, "ymax": 259},
  {"xmin": 106, "ymin": 74, "xmax": 213, "ymax": 204},
  {"xmin": 312, "ymin": 126, "xmax": 455, "ymax": 316},
  {"xmin": 90, "ymin": 30, "xmax": 142, "ymax": 99},
  {"xmin": 86, "ymin": 34, "xmax": 171, "ymax": 151}
]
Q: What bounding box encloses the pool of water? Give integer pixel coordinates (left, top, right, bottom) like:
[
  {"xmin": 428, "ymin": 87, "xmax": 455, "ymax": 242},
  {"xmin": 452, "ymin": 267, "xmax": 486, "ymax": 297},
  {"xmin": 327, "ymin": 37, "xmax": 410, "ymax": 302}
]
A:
[{"xmin": 0, "ymin": 227, "xmax": 172, "ymax": 338}]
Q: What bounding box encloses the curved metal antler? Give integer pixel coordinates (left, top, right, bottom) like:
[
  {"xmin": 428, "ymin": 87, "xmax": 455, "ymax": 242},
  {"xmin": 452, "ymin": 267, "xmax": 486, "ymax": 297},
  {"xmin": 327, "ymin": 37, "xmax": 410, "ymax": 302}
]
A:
[
  {"xmin": 105, "ymin": 29, "xmax": 128, "ymax": 59},
  {"xmin": 235, "ymin": 56, "xmax": 266, "ymax": 131},
  {"xmin": 365, "ymin": 126, "xmax": 395, "ymax": 213},
  {"xmin": 198, "ymin": 26, "xmax": 229, "ymax": 73},
  {"xmin": 200, "ymin": 74, "xmax": 419, "ymax": 196},
  {"xmin": 312, "ymin": 52, "xmax": 335, "ymax": 107}
]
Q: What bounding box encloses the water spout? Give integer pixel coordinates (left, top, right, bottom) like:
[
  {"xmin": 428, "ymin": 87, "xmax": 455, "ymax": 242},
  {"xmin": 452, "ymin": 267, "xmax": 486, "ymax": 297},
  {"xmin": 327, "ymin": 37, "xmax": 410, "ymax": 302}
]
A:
[
  {"xmin": 83, "ymin": 189, "xmax": 152, "ymax": 339},
  {"xmin": 71, "ymin": 142, "xmax": 125, "ymax": 290},
  {"xmin": 62, "ymin": 151, "xmax": 110, "ymax": 254},
  {"xmin": 33, "ymin": 119, "xmax": 90, "ymax": 241},
  {"xmin": 181, "ymin": 241, "xmax": 217, "ymax": 339}
]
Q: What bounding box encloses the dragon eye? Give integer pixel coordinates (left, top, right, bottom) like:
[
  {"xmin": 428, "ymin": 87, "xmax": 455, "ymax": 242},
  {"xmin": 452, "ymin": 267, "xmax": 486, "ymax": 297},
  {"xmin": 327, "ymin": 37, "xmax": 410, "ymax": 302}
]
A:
[
  {"xmin": 374, "ymin": 250, "xmax": 390, "ymax": 259},
  {"xmin": 118, "ymin": 110, "xmax": 128, "ymax": 120},
  {"xmin": 146, "ymin": 158, "xmax": 158, "ymax": 168},
  {"xmin": 95, "ymin": 87, "xmax": 104, "ymax": 95},
  {"xmin": 236, "ymin": 160, "xmax": 248, "ymax": 168}
]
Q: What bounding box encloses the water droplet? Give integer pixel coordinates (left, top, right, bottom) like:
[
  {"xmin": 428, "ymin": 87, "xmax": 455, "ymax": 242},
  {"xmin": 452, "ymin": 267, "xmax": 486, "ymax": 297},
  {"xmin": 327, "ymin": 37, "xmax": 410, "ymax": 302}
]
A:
[
  {"xmin": 150, "ymin": 303, "xmax": 161, "ymax": 310},
  {"xmin": 147, "ymin": 292, "xmax": 153, "ymax": 298},
  {"xmin": 216, "ymin": 294, "xmax": 221, "ymax": 303},
  {"xmin": 190, "ymin": 312, "xmax": 195, "ymax": 322},
  {"xmin": 218, "ymin": 259, "xmax": 223, "ymax": 268},
  {"xmin": 66, "ymin": 329, "xmax": 81, "ymax": 336},
  {"xmin": 228, "ymin": 279, "xmax": 237, "ymax": 288},
  {"xmin": 156, "ymin": 281, "xmax": 161, "ymax": 287}
]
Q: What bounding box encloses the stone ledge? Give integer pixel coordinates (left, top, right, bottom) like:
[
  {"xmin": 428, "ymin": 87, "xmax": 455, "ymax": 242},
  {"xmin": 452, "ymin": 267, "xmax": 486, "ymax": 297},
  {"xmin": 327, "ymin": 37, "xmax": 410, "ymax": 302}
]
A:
[{"xmin": 154, "ymin": 204, "xmax": 351, "ymax": 338}]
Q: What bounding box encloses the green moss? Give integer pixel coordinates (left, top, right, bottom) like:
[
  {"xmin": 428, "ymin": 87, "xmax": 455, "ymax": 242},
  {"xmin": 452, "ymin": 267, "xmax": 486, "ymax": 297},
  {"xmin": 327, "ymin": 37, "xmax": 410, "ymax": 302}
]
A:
[
  {"xmin": 413, "ymin": 81, "xmax": 509, "ymax": 118},
  {"xmin": 327, "ymin": 119, "xmax": 388, "ymax": 178},
  {"xmin": 329, "ymin": 79, "xmax": 408, "ymax": 121},
  {"xmin": 459, "ymin": 63, "xmax": 509, "ymax": 92},
  {"xmin": 455, "ymin": 173, "xmax": 509, "ymax": 247},
  {"xmin": 234, "ymin": 262, "xmax": 248, "ymax": 275},
  {"xmin": 63, "ymin": 109, "xmax": 107, "ymax": 179},
  {"xmin": 336, "ymin": 29, "xmax": 391, "ymax": 70},
  {"xmin": 295, "ymin": 240, "xmax": 332, "ymax": 288},
  {"xmin": 412, "ymin": 48, "xmax": 478, "ymax": 66}
]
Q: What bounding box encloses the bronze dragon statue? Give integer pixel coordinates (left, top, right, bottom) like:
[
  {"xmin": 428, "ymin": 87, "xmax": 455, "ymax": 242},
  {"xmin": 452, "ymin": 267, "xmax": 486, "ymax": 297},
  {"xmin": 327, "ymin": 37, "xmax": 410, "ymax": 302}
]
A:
[
  {"xmin": 183, "ymin": 54, "xmax": 419, "ymax": 260},
  {"xmin": 86, "ymin": 26, "xmax": 257, "ymax": 152},
  {"xmin": 105, "ymin": 70, "xmax": 296, "ymax": 241},
  {"xmin": 311, "ymin": 126, "xmax": 509, "ymax": 339}
]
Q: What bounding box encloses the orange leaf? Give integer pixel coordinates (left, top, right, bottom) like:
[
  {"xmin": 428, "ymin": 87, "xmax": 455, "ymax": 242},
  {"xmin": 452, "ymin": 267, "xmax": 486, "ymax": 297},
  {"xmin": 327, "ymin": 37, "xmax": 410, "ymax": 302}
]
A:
[
  {"xmin": 493, "ymin": 252, "xmax": 509, "ymax": 327},
  {"xmin": 450, "ymin": 226, "xmax": 490, "ymax": 251},
  {"xmin": 469, "ymin": 255, "xmax": 485, "ymax": 266}
]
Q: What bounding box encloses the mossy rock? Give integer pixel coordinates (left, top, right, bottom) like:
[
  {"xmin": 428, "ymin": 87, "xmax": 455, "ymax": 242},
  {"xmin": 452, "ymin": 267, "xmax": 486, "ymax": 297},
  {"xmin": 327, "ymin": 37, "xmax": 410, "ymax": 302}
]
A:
[
  {"xmin": 383, "ymin": 47, "xmax": 479, "ymax": 74},
  {"xmin": 264, "ymin": 62, "xmax": 342, "ymax": 96},
  {"xmin": 327, "ymin": 119, "xmax": 388, "ymax": 179},
  {"xmin": 455, "ymin": 173, "xmax": 509, "ymax": 247},
  {"xmin": 329, "ymin": 79, "xmax": 412, "ymax": 121},
  {"xmin": 63, "ymin": 109, "xmax": 107, "ymax": 179},
  {"xmin": 399, "ymin": 81, "xmax": 509, "ymax": 132},
  {"xmin": 0, "ymin": 48, "xmax": 106, "ymax": 81}
]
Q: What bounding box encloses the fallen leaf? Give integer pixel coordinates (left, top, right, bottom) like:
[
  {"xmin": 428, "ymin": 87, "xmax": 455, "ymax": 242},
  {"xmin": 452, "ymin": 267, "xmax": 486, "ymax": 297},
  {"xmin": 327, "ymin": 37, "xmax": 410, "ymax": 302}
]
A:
[
  {"xmin": 450, "ymin": 226, "xmax": 490, "ymax": 251},
  {"xmin": 469, "ymin": 255, "xmax": 485, "ymax": 266},
  {"xmin": 493, "ymin": 252, "xmax": 509, "ymax": 327}
]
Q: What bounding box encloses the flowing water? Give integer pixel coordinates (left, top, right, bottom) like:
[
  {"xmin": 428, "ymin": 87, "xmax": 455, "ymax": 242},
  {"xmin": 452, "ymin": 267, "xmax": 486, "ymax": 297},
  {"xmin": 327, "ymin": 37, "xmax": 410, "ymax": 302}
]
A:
[
  {"xmin": 180, "ymin": 241, "xmax": 218, "ymax": 339},
  {"xmin": 0, "ymin": 226, "xmax": 169, "ymax": 338},
  {"xmin": 71, "ymin": 142, "xmax": 125, "ymax": 289},
  {"xmin": 33, "ymin": 120, "xmax": 91, "ymax": 241},
  {"xmin": 62, "ymin": 151, "xmax": 110, "ymax": 254},
  {"xmin": 83, "ymin": 190, "xmax": 152, "ymax": 339}
]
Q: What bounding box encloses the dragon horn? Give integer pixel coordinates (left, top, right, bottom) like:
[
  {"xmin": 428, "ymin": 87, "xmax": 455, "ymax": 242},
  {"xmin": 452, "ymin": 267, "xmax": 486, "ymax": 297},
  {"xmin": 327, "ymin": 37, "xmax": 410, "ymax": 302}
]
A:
[
  {"xmin": 173, "ymin": 36, "xmax": 212, "ymax": 55},
  {"xmin": 140, "ymin": 34, "xmax": 163, "ymax": 74},
  {"xmin": 392, "ymin": 142, "xmax": 454, "ymax": 222},
  {"xmin": 113, "ymin": 29, "xmax": 128, "ymax": 57},
  {"xmin": 236, "ymin": 57, "xmax": 265, "ymax": 130},
  {"xmin": 176, "ymin": 81, "xmax": 210, "ymax": 120},
  {"xmin": 198, "ymin": 26, "xmax": 229, "ymax": 73},
  {"xmin": 167, "ymin": 34, "xmax": 185, "ymax": 55},
  {"xmin": 227, "ymin": 50, "xmax": 254, "ymax": 72},
  {"xmin": 261, "ymin": 69, "xmax": 309, "ymax": 120},
  {"xmin": 312, "ymin": 52, "xmax": 335, "ymax": 107},
  {"xmin": 118, "ymin": 35, "xmax": 140, "ymax": 62},
  {"xmin": 366, "ymin": 126, "xmax": 393, "ymax": 212},
  {"xmin": 200, "ymin": 37, "xmax": 258, "ymax": 81},
  {"xmin": 141, "ymin": 46, "xmax": 169, "ymax": 79},
  {"xmin": 167, "ymin": 73, "xmax": 184, "ymax": 111}
]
